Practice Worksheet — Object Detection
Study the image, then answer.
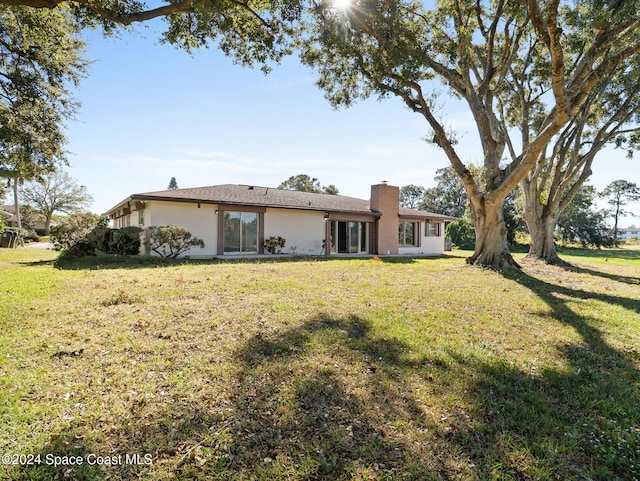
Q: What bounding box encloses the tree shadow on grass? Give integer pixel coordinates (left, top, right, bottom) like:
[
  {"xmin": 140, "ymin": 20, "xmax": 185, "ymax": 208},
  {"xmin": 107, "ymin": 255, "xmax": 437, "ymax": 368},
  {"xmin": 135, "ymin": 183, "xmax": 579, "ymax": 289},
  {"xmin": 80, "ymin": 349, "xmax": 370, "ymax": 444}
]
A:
[
  {"xmin": 470, "ymin": 268, "xmax": 640, "ymax": 479},
  {"xmin": 229, "ymin": 314, "xmax": 439, "ymax": 480},
  {"xmin": 6, "ymin": 314, "xmax": 441, "ymax": 480},
  {"xmin": 17, "ymin": 258, "xmax": 57, "ymax": 267},
  {"xmin": 504, "ymin": 268, "xmax": 640, "ymax": 317},
  {"xmin": 52, "ymin": 253, "xmax": 457, "ymax": 271},
  {"xmin": 557, "ymin": 246, "xmax": 640, "ymax": 261},
  {"xmin": 227, "ymin": 303, "xmax": 640, "ymax": 479},
  {"xmin": 6, "ymin": 279, "xmax": 640, "ymax": 480},
  {"xmin": 565, "ymin": 264, "xmax": 640, "ymax": 286}
]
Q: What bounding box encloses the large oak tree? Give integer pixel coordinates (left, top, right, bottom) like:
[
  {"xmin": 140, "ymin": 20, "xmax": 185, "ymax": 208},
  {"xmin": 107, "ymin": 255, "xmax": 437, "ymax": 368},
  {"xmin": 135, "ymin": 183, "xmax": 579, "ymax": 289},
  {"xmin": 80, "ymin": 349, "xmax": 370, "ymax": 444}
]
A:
[
  {"xmin": 0, "ymin": 6, "xmax": 88, "ymax": 230},
  {"xmin": 502, "ymin": 28, "xmax": 640, "ymax": 264},
  {"xmin": 300, "ymin": 0, "xmax": 640, "ymax": 268}
]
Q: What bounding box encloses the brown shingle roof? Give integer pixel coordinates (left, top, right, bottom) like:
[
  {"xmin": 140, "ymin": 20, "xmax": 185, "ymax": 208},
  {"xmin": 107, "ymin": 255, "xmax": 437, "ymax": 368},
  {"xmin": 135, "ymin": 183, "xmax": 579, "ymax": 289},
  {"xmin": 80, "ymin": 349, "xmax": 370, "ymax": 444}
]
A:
[
  {"xmin": 398, "ymin": 207, "xmax": 457, "ymax": 221},
  {"xmin": 113, "ymin": 184, "xmax": 373, "ymax": 215},
  {"xmin": 106, "ymin": 184, "xmax": 457, "ymax": 220}
]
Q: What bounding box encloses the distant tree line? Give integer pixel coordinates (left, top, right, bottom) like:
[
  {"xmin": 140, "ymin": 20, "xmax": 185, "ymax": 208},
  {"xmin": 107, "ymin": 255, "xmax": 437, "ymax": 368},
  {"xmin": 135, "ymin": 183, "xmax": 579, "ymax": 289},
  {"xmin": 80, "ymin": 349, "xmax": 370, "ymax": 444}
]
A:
[
  {"xmin": 277, "ymin": 171, "xmax": 638, "ymax": 250},
  {"xmin": 401, "ymin": 168, "xmax": 639, "ymax": 250}
]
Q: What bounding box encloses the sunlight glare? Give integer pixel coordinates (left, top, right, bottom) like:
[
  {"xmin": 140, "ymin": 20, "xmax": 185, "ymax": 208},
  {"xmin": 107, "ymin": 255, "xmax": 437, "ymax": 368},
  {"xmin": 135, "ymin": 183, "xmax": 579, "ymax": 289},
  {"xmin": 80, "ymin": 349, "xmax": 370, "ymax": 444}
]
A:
[{"xmin": 332, "ymin": 0, "xmax": 352, "ymax": 10}]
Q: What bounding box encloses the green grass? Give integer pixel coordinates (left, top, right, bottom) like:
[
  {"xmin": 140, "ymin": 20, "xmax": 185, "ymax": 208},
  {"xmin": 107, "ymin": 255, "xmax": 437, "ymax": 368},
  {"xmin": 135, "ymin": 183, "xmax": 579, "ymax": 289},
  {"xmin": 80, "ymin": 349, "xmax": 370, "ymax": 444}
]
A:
[{"xmin": 1, "ymin": 247, "xmax": 639, "ymax": 480}]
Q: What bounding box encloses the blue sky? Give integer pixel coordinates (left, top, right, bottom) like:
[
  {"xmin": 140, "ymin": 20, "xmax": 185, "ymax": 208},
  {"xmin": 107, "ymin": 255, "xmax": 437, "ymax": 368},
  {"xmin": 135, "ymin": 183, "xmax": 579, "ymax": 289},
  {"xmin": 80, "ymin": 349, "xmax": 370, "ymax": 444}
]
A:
[{"xmin": 42, "ymin": 22, "xmax": 640, "ymax": 225}]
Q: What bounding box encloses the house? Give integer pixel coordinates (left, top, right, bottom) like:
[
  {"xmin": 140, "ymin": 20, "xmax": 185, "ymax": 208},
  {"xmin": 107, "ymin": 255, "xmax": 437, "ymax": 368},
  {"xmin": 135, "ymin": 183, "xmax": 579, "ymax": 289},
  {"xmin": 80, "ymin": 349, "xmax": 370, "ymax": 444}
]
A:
[
  {"xmin": 104, "ymin": 182, "xmax": 456, "ymax": 257},
  {"xmin": 1, "ymin": 205, "xmax": 51, "ymax": 234},
  {"xmin": 618, "ymin": 227, "xmax": 640, "ymax": 242}
]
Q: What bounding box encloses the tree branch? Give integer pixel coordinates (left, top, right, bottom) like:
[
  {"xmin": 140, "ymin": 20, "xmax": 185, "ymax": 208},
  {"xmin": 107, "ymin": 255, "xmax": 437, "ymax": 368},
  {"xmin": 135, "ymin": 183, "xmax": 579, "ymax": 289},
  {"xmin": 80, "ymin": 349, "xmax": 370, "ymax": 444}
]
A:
[{"xmin": 0, "ymin": 0, "xmax": 276, "ymax": 27}]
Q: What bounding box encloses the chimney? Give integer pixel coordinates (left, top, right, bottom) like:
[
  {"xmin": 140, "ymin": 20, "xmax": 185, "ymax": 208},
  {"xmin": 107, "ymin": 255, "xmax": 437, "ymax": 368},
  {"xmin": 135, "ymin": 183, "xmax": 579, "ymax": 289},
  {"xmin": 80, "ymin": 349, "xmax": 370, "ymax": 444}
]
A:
[{"xmin": 370, "ymin": 182, "xmax": 399, "ymax": 255}]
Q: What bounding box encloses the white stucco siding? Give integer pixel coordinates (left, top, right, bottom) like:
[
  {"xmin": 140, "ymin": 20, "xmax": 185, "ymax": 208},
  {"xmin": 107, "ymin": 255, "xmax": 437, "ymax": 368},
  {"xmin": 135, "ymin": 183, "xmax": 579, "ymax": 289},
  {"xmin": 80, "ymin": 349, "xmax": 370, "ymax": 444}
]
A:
[
  {"xmin": 145, "ymin": 201, "xmax": 218, "ymax": 256},
  {"xmin": 264, "ymin": 208, "xmax": 325, "ymax": 255},
  {"xmin": 398, "ymin": 221, "xmax": 445, "ymax": 255}
]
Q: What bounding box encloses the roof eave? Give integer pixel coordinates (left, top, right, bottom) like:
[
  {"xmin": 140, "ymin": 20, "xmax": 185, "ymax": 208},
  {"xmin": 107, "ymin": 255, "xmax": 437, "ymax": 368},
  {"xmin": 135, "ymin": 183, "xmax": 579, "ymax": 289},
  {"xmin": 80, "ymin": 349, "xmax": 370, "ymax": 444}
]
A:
[
  {"xmin": 102, "ymin": 196, "xmax": 134, "ymax": 217},
  {"xmin": 128, "ymin": 194, "xmax": 379, "ymax": 217}
]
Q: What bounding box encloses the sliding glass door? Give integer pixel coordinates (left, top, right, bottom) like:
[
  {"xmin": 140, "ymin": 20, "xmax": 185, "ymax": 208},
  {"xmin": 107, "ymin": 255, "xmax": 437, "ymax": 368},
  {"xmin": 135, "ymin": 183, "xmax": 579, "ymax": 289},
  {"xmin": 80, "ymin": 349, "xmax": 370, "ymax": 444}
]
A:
[
  {"xmin": 224, "ymin": 212, "xmax": 258, "ymax": 254},
  {"xmin": 330, "ymin": 221, "xmax": 368, "ymax": 254}
]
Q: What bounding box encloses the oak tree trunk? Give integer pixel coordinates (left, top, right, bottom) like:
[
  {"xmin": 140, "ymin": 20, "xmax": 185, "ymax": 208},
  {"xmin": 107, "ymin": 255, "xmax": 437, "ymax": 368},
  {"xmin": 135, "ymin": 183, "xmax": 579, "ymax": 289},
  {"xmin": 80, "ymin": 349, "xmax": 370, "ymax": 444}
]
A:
[
  {"xmin": 525, "ymin": 213, "xmax": 565, "ymax": 265},
  {"xmin": 12, "ymin": 178, "xmax": 21, "ymax": 230},
  {"xmin": 467, "ymin": 200, "xmax": 520, "ymax": 269},
  {"xmin": 12, "ymin": 178, "xmax": 24, "ymax": 247}
]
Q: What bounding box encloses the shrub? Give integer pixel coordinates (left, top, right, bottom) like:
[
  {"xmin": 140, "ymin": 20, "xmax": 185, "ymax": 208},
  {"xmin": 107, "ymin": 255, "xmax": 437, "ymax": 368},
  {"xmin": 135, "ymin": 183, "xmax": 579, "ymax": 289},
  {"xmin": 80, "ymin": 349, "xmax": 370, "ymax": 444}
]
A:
[
  {"xmin": 445, "ymin": 218, "xmax": 476, "ymax": 250},
  {"xmin": 51, "ymin": 213, "xmax": 145, "ymax": 257},
  {"xmin": 264, "ymin": 236, "xmax": 286, "ymax": 254},
  {"xmin": 148, "ymin": 225, "xmax": 205, "ymax": 259},
  {"xmin": 66, "ymin": 238, "xmax": 96, "ymax": 257},
  {"xmin": 106, "ymin": 226, "xmax": 143, "ymax": 255},
  {"xmin": 51, "ymin": 213, "xmax": 104, "ymax": 255},
  {"xmin": 87, "ymin": 223, "xmax": 111, "ymax": 252}
]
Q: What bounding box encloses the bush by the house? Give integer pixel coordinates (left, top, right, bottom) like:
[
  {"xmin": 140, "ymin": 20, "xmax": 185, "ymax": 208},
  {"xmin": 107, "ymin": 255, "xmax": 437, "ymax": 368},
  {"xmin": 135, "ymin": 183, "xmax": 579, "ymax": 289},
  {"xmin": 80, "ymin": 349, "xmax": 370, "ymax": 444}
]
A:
[
  {"xmin": 87, "ymin": 223, "xmax": 111, "ymax": 252},
  {"xmin": 89, "ymin": 225, "xmax": 143, "ymax": 255},
  {"xmin": 264, "ymin": 236, "xmax": 286, "ymax": 254},
  {"xmin": 51, "ymin": 212, "xmax": 104, "ymax": 255},
  {"xmin": 105, "ymin": 226, "xmax": 143, "ymax": 255},
  {"xmin": 51, "ymin": 214, "xmax": 143, "ymax": 256},
  {"xmin": 148, "ymin": 225, "xmax": 205, "ymax": 259},
  {"xmin": 445, "ymin": 218, "xmax": 476, "ymax": 250}
]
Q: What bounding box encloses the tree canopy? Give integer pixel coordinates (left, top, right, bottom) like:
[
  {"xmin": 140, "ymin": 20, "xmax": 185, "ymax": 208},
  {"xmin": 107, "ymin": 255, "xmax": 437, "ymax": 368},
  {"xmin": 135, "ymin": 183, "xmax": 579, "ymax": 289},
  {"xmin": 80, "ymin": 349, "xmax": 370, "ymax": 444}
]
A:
[
  {"xmin": 556, "ymin": 184, "xmax": 611, "ymax": 248},
  {"xmin": 278, "ymin": 174, "xmax": 339, "ymax": 195},
  {"xmin": 0, "ymin": 0, "xmax": 304, "ymax": 73},
  {"xmin": 300, "ymin": 0, "xmax": 640, "ymax": 268},
  {"xmin": 420, "ymin": 168, "xmax": 468, "ymax": 218},
  {"xmin": 399, "ymin": 184, "xmax": 425, "ymax": 209},
  {"xmin": 0, "ymin": 6, "xmax": 87, "ymax": 230},
  {"xmin": 22, "ymin": 170, "xmax": 93, "ymax": 235},
  {"xmin": 601, "ymin": 179, "xmax": 640, "ymax": 244},
  {"xmin": 0, "ymin": 6, "xmax": 87, "ymax": 173},
  {"xmin": 506, "ymin": 23, "xmax": 640, "ymax": 263}
]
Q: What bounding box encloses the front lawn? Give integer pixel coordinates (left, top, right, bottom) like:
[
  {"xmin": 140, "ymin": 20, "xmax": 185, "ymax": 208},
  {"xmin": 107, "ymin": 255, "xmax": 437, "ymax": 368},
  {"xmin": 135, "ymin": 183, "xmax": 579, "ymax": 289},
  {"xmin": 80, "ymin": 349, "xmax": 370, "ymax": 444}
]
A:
[{"xmin": 1, "ymin": 247, "xmax": 639, "ymax": 480}]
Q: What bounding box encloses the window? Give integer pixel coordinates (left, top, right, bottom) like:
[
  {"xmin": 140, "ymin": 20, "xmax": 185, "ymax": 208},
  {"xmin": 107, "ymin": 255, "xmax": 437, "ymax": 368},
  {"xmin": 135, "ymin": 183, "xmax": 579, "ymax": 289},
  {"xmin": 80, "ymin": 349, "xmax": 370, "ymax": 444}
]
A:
[
  {"xmin": 399, "ymin": 221, "xmax": 418, "ymax": 246},
  {"xmin": 224, "ymin": 211, "xmax": 258, "ymax": 254},
  {"xmin": 138, "ymin": 209, "xmax": 145, "ymax": 226},
  {"xmin": 426, "ymin": 222, "xmax": 441, "ymax": 237}
]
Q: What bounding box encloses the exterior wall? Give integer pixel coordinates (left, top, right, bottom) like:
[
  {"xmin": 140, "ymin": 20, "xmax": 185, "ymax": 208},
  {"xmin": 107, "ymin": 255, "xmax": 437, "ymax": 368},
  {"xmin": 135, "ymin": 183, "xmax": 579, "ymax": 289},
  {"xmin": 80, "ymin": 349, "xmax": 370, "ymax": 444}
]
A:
[
  {"xmin": 106, "ymin": 185, "xmax": 450, "ymax": 258},
  {"xmin": 371, "ymin": 183, "xmax": 399, "ymax": 255},
  {"xmin": 264, "ymin": 208, "xmax": 326, "ymax": 255},
  {"xmin": 135, "ymin": 203, "xmax": 325, "ymax": 257},
  {"xmin": 398, "ymin": 221, "xmax": 446, "ymax": 255},
  {"xmin": 144, "ymin": 201, "xmax": 218, "ymax": 256},
  {"xmin": 619, "ymin": 229, "xmax": 640, "ymax": 241}
]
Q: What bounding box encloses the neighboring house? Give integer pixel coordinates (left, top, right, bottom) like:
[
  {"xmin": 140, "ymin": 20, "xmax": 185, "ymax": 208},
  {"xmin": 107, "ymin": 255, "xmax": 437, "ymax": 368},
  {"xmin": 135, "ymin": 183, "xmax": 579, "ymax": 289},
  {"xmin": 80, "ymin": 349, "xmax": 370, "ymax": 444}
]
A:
[
  {"xmin": 618, "ymin": 227, "xmax": 640, "ymax": 241},
  {"xmin": 0, "ymin": 205, "xmax": 51, "ymax": 234},
  {"xmin": 104, "ymin": 182, "xmax": 456, "ymax": 258}
]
